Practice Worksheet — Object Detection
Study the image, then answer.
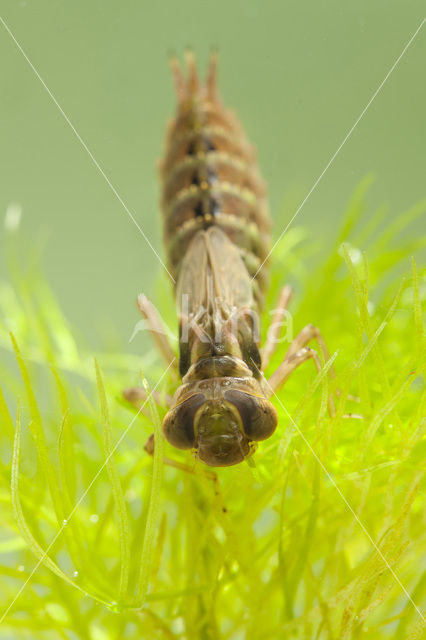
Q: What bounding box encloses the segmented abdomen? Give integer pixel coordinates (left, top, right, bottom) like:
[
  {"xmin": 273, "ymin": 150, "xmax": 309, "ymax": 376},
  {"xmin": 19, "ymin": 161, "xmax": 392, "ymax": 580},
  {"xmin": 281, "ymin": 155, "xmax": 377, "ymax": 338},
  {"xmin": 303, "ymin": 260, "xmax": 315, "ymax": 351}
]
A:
[{"xmin": 159, "ymin": 52, "xmax": 271, "ymax": 307}]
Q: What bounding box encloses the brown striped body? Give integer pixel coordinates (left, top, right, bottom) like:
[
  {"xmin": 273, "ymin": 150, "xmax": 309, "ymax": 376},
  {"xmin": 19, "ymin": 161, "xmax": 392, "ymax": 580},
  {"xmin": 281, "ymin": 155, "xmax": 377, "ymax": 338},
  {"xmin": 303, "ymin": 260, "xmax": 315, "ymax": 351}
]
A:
[
  {"xmin": 160, "ymin": 53, "xmax": 271, "ymax": 308},
  {"xmin": 159, "ymin": 54, "xmax": 278, "ymax": 467}
]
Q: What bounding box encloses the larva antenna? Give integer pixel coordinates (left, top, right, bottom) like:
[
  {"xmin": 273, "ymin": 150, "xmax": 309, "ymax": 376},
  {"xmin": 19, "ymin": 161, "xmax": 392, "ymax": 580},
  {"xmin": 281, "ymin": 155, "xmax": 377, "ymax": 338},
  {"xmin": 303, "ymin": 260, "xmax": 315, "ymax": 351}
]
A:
[
  {"xmin": 185, "ymin": 48, "xmax": 200, "ymax": 94},
  {"xmin": 168, "ymin": 52, "xmax": 185, "ymax": 103},
  {"xmin": 207, "ymin": 48, "xmax": 219, "ymax": 101}
]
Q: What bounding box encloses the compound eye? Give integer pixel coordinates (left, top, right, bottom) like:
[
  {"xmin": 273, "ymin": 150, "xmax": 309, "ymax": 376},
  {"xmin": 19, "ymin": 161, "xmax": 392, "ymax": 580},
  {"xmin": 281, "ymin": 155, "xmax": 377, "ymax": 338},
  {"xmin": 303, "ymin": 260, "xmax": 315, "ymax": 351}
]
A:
[
  {"xmin": 162, "ymin": 394, "xmax": 205, "ymax": 450},
  {"xmin": 224, "ymin": 389, "xmax": 278, "ymax": 441}
]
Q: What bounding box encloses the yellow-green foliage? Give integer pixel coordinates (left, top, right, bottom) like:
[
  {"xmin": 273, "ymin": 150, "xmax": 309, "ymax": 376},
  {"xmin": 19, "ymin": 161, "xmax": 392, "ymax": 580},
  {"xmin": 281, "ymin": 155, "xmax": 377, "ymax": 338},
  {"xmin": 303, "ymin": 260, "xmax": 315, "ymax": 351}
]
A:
[{"xmin": 0, "ymin": 185, "xmax": 425, "ymax": 639}]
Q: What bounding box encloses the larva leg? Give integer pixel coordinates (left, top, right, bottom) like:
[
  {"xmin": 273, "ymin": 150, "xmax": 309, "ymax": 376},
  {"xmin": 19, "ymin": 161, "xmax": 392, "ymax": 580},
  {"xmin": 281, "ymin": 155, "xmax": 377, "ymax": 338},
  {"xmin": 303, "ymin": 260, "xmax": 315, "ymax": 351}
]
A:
[
  {"xmin": 266, "ymin": 346, "xmax": 336, "ymax": 417},
  {"xmin": 144, "ymin": 434, "xmax": 217, "ymax": 480},
  {"xmin": 261, "ymin": 285, "xmax": 293, "ymax": 370},
  {"xmin": 136, "ymin": 294, "xmax": 177, "ymax": 368},
  {"xmin": 122, "ymin": 386, "xmax": 172, "ymax": 411},
  {"xmin": 284, "ymin": 324, "xmax": 360, "ymax": 405},
  {"xmin": 284, "ymin": 324, "xmax": 335, "ymax": 376},
  {"xmin": 273, "ymin": 323, "xmax": 337, "ymax": 416}
]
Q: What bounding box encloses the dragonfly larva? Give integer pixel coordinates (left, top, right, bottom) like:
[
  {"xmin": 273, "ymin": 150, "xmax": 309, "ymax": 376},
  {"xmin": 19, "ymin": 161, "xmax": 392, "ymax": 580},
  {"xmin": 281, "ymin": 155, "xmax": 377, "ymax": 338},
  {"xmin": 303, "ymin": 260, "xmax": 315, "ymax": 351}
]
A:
[{"xmin": 124, "ymin": 52, "xmax": 340, "ymax": 466}]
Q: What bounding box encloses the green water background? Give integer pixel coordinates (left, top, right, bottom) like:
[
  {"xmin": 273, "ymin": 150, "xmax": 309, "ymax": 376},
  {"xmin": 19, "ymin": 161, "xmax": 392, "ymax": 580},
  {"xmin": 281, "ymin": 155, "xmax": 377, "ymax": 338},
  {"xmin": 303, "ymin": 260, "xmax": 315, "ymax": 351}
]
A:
[{"xmin": 0, "ymin": 1, "xmax": 424, "ymax": 352}]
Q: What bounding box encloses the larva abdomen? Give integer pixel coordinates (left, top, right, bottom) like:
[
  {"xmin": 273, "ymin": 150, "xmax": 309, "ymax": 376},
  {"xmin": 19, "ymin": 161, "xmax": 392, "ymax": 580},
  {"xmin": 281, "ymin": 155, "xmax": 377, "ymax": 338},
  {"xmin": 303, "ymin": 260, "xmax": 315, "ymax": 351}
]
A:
[{"xmin": 160, "ymin": 52, "xmax": 271, "ymax": 302}]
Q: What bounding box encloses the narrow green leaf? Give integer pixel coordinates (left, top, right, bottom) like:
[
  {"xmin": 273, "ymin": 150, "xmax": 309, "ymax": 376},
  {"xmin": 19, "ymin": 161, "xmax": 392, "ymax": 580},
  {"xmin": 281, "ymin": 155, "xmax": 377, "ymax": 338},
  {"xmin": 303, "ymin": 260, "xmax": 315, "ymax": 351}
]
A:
[
  {"xmin": 95, "ymin": 359, "xmax": 130, "ymax": 604},
  {"xmin": 287, "ymin": 460, "xmax": 320, "ymax": 610},
  {"xmin": 135, "ymin": 375, "xmax": 164, "ymax": 606},
  {"xmin": 11, "ymin": 334, "xmax": 88, "ymax": 575},
  {"xmin": 51, "ymin": 366, "xmax": 69, "ymax": 416},
  {"xmin": 10, "ymin": 334, "xmax": 66, "ymax": 514},
  {"xmin": 362, "ymin": 375, "xmax": 414, "ymax": 453},
  {"xmin": 57, "ymin": 407, "xmax": 77, "ymax": 504},
  {"xmin": 56, "ymin": 410, "xmax": 88, "ymax": 572},
  {"xmin": 342, "ymin": 246, "xmax": 394, "ymax": 402},
  {"xmin": 337, "ymin": 176, "xmax": 375, "ymax": 244},
  {"xmin": 11, "ymin": 403, "xmax": 80, "ymax": 589},
  {"xmin": 292, "ymin": 350, "xmax": 339, "ymax": 426},
  {"xmin": 411, "ymin": 258, "xmax": 424, "ymax": 357},
  {"xmin": 0, "ymin": 385, "xmax": 15, "ymax": 441},
  {"xmin": 376, "ymin": 198, "xmax": 426, "ymax": 251}
]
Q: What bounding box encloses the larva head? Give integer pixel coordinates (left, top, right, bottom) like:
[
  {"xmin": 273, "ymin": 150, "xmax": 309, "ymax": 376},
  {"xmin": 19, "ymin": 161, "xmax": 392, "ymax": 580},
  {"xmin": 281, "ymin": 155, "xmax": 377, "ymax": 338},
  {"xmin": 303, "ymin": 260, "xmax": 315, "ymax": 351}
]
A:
[{"xmin": 162, "ymin": 378, "xmax": 278, "ymax": 467}]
